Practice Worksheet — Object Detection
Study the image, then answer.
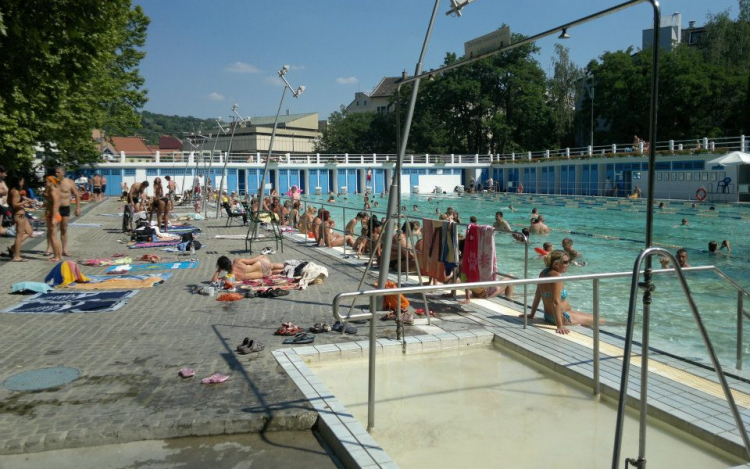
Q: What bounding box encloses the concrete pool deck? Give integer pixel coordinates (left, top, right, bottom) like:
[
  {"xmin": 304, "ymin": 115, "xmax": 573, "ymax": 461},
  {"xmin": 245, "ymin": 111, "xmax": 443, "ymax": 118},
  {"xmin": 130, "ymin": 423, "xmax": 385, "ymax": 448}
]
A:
[{"xmin": 0, "ymin": 198, "xmax": 749, "ymax": 468}]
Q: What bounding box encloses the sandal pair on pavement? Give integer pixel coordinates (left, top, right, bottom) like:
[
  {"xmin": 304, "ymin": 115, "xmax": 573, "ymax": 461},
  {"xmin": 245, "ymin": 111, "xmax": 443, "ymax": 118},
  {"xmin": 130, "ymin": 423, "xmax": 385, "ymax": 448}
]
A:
[
  {"xmin": 283, "ymin": 332, "xmax": 315, "ymax": 345},
  {"xmin": 275, "ymin": 322, "xmax": 302, "ymax": 336},
  {"xmin": 178, "ymin": 368, "xmax": 229, "ymax": 384}
]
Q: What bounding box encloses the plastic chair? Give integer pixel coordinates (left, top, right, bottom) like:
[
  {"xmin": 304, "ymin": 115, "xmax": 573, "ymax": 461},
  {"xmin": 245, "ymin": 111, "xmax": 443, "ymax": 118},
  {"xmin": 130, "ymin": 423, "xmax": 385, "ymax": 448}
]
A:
[
  {"xmin": 223, "ymin": 203, "xmax": 245, "ymax": 227},
  {"xmin": 717, "ymin": 177, "xmax": 732, "ymax": 193}
]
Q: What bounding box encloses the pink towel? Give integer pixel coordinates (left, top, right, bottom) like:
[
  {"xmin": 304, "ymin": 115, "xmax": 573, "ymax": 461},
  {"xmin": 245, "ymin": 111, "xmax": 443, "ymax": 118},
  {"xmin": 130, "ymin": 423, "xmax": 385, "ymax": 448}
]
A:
[{"xmin": 462, "ymin": 224, "xmax": 496, "ymax": 283}]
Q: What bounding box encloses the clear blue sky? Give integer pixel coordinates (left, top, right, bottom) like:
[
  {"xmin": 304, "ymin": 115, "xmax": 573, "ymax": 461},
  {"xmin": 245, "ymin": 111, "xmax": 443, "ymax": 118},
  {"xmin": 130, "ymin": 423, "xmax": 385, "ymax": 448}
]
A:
[{"xmin": 136, "ymin": 0, "xmax": 739, "ymax": 122}]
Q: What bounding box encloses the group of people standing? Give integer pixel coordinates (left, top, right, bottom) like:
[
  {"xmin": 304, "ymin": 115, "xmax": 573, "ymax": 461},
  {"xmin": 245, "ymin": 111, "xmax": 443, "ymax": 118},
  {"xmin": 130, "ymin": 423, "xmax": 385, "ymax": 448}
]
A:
[{"xmin": 1, "ymin": 165, "xmax": 82, "ymax": 262}]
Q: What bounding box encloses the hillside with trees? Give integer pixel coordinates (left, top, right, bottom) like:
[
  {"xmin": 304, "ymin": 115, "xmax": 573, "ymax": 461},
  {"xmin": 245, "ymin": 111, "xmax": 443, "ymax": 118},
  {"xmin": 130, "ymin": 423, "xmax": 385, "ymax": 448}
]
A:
[{"xmin": 136, "ymin": 111, "xmax": 223, "ymax": 146}]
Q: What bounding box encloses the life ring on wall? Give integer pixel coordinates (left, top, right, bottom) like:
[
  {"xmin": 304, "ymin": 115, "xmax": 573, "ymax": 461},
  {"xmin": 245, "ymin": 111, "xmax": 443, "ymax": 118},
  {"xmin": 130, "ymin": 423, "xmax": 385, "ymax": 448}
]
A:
[{"xmin": 695, "ymin": 187, "xmax": 707, "ymax": 201}]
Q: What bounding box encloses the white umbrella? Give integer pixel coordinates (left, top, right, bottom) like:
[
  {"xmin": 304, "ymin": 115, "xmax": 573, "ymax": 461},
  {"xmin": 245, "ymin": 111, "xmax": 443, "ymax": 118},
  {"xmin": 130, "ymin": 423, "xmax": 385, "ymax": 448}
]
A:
[{"xmin": 706, "ymin": 151, "xmax": 750, "ymax": 166}]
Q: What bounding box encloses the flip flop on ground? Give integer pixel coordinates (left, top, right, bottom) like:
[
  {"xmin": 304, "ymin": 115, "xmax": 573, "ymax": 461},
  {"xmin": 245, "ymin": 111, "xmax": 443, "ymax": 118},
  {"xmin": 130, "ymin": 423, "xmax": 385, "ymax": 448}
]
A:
[{"xmin": 283, "ymin": 332, "xmax": 315, "ymax": 345}]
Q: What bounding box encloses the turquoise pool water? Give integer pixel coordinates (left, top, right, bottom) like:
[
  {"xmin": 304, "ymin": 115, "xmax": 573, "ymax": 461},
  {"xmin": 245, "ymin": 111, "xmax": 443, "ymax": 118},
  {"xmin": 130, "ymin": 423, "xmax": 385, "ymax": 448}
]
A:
[{"xmin": 304, "ymin": 192, "xmax": 750, "ymax": 372}]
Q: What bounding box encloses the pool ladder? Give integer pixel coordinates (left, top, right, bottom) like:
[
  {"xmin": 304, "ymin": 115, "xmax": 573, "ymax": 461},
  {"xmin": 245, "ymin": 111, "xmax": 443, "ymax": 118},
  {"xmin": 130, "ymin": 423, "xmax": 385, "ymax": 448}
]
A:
[{"xmin": 612, "ymin": 247, "xmax": 750, "ymax": 468}]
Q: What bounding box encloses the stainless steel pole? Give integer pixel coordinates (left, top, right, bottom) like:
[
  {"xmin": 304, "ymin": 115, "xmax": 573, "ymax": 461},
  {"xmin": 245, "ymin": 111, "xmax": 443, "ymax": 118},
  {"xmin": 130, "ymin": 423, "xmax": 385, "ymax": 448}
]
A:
[{"xmin": 376, "ymin": 0, "xmax": 442, "ymax": 301}]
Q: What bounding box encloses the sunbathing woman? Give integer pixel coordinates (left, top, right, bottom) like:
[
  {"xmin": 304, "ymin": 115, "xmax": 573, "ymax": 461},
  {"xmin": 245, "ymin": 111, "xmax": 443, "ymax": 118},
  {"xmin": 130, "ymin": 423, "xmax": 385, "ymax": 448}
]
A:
[
  {"xmin": 7, "ymin": 175, "xmax": 34, "ymax": 261},
  {"xmin": 212, "ymin": 255, "xmax": 284, "ymax": 282},
  {"xmin": 322, "ymin": 215, "xmax": 355, "ymax": 248},
  {"xmin": 521, "ymin": 250, "xmax": 602, "ymax": 334},
  {"xmin": 299, "ymin": 206, "xmax": 315, "ymax": 237},
  {"xmin": 312, "ymin": 208, "xmax": 325, "ymax": 244}
]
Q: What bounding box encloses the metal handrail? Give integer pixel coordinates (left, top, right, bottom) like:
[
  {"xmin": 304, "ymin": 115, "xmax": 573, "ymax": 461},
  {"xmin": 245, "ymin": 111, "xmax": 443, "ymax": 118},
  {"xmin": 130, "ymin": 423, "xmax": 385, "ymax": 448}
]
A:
[
  {"xmin": 303, "ymin": 196, "xmax": 531, "ymax": 313},
  {"xmin": 332, "ymin": 263, "xmax": 750, "ymax": 432},
  {"xmin": 612, "ymin": 248, "xmax": 750, "ymax": 466}
]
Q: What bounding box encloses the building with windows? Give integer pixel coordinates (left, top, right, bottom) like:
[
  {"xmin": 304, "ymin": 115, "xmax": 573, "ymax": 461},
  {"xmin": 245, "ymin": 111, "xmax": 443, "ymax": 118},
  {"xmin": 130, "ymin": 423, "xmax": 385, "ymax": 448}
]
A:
[
  {"xmin": 197, "ymin": 112, "xmax": 321, "ymax": 156},
  {"xmin": 345, "ymin": 73, "xmax": 405, "ymax": 115},
  {"xmin": 642, "ymin": 12, "xmax": 706, "ymax": 51}
]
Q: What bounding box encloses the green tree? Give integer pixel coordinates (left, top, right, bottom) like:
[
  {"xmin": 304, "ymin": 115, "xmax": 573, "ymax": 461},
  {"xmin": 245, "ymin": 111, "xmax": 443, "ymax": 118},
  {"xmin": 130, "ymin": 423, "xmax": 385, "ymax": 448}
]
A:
[
  {"xmin": 0, "ymin": 1, "xmax": 149, "ymax": 172},
  {"xmin": 316, "ymin": 107, "xmax": 396, "ymax": 154},
  {"xmin": 548, "ymin": 44, "xmax": 584, "ymax": 147}
]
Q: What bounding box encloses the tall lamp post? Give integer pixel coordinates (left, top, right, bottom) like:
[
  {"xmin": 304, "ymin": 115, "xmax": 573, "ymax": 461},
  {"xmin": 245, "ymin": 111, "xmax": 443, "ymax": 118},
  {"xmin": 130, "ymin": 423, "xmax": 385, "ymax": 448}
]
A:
[
  {"xmin": 201, "ymin": 118, "xmax": 229, "ymax": 218},
  {"xmin": 254, "ymin": 65, "xmax": 304, "ymax": 213},
  {"xmin": 214, "ymin": 104, "xmax": 249, "ymax": 219},
  {"xmin": 588, "ymin": 71, "xmax": 595, "ymax": 148}
]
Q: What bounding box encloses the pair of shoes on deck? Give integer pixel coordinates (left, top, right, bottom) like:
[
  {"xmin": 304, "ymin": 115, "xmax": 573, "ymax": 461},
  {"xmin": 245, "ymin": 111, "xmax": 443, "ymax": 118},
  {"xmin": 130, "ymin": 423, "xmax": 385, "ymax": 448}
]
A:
[
  {"xmin": 261, "ymin": 247, "xmax": 276, "ymax": 255},
  {"xmin": 275, "ymin": 322, "xmax": 302, "ymax": 336},
  {"xmin": 332, "ymin": 321, "xmax": 357, "ymax": 335},
  {"xmin": 309, "ymin": 323, "xmax": 331, "ymax": 333},
  {"xmin": 380, "ymin": 311, "xmax": 414, "ymax": 325},
  {"xmin": 257, "ymin": 288, "xmax": 289, "ymax": 298},
  {"xmin": 236, "ymin": 337, "xmax": 265, "ymax": 354}
]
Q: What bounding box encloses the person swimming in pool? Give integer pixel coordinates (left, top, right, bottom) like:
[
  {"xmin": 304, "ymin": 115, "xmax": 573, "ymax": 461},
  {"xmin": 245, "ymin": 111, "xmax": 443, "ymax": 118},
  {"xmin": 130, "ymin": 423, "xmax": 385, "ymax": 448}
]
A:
[
  {"xmin": 521, "ymin": 250, "xmax": 602, "ymax": 335},
  {"xmin": 212, "ymin": 255, "xmax": 284, "ymax": 282}
]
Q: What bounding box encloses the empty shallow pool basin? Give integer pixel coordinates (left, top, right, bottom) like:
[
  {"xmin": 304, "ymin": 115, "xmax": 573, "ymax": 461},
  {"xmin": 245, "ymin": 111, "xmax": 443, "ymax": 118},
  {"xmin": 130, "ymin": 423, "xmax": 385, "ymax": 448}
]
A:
[{"xmin": 311, "ymin": 346, "xmax": 743, "ymax": 469}]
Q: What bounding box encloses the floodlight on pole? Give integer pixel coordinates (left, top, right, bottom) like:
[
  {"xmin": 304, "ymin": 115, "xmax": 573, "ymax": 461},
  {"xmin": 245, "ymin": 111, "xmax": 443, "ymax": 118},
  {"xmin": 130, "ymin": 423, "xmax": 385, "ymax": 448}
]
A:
[
  {"xmin": 249, "ymin": 64, "xmax": 304, "ymax": 226},
  {"xmin": 558, "ymin": 28, "xmax": 570, "ymax": 39},
  {"xmin": 446, "ymin": 0, "xmax": 476, "ymax": 16}
]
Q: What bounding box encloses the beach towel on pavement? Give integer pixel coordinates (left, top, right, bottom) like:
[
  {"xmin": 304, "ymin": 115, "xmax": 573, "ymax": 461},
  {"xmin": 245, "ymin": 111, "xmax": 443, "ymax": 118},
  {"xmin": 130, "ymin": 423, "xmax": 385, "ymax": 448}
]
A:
[
  {"xmin": 1, "ymin": 290, "xmax": 137, "ymax": 314},
  {"xmin": 106, "ymin": 261, "xmax": 197, "ymax": 273},
  {"xmin": 68, "ymin": 277, "xmax": 166, "ymax": 290},
  {"xmin": 128, "ymin": 240, "xmax": 181, "ymax": 249}
]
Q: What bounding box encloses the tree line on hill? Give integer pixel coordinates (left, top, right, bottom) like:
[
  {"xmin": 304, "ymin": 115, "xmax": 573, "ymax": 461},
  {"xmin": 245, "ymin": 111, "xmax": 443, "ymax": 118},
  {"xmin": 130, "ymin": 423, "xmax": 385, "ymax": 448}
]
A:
[{"xmin": 318, "ymin": 1, "xmax": 750, "ymax": 155}]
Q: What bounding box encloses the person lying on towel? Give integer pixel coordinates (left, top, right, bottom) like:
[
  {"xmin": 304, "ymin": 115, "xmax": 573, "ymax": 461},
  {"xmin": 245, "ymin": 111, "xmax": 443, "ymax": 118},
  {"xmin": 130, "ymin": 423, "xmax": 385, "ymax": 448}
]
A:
[{"xmin": 212, "ymin": 255, "xmax": 284, "ymax": 282}]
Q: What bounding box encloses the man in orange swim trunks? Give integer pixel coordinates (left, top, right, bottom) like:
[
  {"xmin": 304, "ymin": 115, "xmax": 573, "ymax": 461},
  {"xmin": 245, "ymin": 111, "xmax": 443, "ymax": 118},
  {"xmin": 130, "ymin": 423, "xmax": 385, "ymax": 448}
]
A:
[{"xmin": 44, "ymin": 175, "xmax": 63, "ymax": 261}]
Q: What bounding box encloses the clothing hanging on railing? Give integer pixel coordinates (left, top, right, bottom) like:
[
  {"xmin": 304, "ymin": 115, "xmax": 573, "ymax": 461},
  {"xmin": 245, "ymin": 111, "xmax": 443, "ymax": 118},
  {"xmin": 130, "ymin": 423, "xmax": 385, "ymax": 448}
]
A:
[
  {"xmin": 441, "ymin": 221, "xmax": 459, "ymax": 276},
  {"xmin": 461, "ymin": 224, "xmax": 496, "ymax": 283},
  {"xmin": 420, "ymin": 218, "xmax": 447, "ymax": 283}
]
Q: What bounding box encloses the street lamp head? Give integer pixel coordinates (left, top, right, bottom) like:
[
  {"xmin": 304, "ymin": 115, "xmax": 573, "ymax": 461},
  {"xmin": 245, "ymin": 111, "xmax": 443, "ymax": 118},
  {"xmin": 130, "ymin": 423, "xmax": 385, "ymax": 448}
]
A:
[
  {"xmin": 279, "ymin": 65, "xmax": 290, "ymax": 76},
  {"xmin": 293, "ymin": 85, "xmax": 306, "ymax": 98},
  {"xmin": 558, "ymin": 28, "xmax": 570, "ymax": 39}
]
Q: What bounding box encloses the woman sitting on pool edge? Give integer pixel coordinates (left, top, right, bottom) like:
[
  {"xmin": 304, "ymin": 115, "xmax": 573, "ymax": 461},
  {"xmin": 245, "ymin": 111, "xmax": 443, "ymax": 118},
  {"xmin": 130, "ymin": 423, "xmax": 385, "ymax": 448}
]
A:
[
  {"xmin": 212, "ymin": 255, "xmax": 284, "ymax": 282},
  {"xmin": 521, "ymin": 250, "xmax": 603, "ymax": 335}
]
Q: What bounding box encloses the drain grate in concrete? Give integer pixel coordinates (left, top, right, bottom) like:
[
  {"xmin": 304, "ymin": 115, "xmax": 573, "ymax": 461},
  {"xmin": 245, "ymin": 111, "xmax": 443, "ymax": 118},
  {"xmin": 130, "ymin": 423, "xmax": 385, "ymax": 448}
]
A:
[{"xmin": 2, "ymin": 367, "xmax": 80, "ymax": 391}]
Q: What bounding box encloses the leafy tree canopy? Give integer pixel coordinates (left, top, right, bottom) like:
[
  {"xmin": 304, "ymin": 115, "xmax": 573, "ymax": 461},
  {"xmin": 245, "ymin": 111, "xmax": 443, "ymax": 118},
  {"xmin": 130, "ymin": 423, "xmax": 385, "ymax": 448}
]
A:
[{"xmin": 0, "ymin": 1, "xmax": 149, "ymax": 173}]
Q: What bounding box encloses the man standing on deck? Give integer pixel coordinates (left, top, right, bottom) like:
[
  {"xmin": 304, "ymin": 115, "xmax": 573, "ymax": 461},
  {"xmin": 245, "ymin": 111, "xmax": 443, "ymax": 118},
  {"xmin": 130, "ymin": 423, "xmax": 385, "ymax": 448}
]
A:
[
  {"xmin": 92, "ymin": 173, "xmax": 102, "ymax": 201},
  {"xmin": 54, "ymin": 166, "xmax": 81, "ymax": 256},
  {"xmin": 165, "ymin": 176, "xmax": 177, "ymax": 200},
  {"xmin": 128, "ymin": 181, "xmax": 150, "ymax": 214}
]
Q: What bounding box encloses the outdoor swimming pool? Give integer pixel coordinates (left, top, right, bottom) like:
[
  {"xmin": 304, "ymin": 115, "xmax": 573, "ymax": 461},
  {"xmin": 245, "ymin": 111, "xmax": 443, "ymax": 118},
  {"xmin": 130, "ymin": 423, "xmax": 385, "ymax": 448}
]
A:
[
  {"xmin": 303, "ymin": 192, "xmax": 750, "ymax": 373},
  {"xmin": 311, "ymin": 346, "xmax": 743, "ymax": 469}
]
